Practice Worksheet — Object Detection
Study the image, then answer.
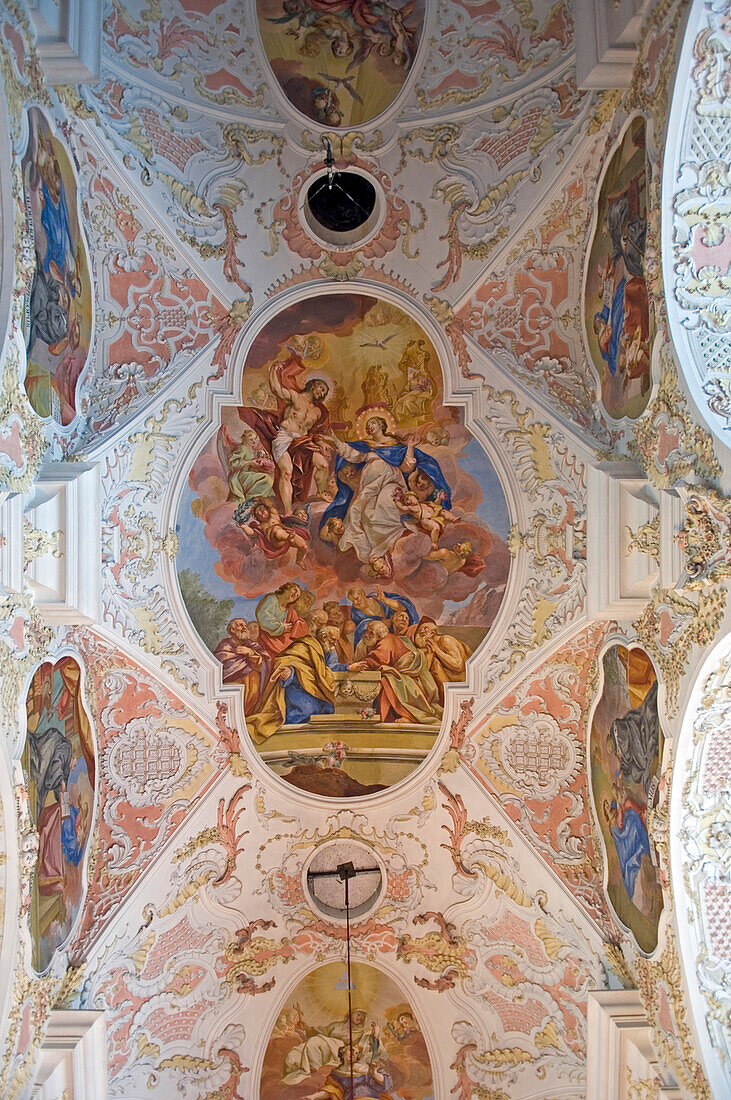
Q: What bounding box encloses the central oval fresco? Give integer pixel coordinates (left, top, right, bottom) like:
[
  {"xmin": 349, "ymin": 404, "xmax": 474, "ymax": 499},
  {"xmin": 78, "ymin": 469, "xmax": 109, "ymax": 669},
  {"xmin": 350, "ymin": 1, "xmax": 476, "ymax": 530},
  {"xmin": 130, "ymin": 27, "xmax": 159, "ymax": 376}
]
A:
[
  {"xmin": 176, "ymin": 294, "xmax": 510, "ymax": 796},
  {"xmin": 256, "ymin": 0, "xmax": 425, "ymax": 127}
]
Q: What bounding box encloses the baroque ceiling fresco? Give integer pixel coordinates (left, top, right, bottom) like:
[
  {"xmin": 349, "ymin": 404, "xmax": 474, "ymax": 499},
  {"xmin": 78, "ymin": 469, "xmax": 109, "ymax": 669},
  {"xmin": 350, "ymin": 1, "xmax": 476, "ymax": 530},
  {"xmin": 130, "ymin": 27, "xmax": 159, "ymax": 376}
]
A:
[{"xmin": 0, "ymin": 1, "xmax": 729, "ymax": 1099}]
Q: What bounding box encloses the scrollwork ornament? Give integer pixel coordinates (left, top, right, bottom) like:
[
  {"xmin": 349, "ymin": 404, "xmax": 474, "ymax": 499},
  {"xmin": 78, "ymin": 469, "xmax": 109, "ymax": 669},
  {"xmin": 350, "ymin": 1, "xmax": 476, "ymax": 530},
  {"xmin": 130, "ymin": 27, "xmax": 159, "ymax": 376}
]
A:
[{"xmin": 678, "ymin": 650, "xmax": 731, "ymax": 1077}]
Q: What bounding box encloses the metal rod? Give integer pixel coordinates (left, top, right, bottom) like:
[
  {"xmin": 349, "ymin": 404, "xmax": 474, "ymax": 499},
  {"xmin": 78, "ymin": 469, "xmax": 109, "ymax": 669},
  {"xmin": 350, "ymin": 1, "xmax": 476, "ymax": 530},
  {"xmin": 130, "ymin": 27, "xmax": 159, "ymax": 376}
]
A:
[
  {"xmin": 344, "ymin": 870, "xmax": 354, "ymax": 1097},
  {"xmin": 306, "ymin": 864, "xmax": 379, "ymax": 880}
]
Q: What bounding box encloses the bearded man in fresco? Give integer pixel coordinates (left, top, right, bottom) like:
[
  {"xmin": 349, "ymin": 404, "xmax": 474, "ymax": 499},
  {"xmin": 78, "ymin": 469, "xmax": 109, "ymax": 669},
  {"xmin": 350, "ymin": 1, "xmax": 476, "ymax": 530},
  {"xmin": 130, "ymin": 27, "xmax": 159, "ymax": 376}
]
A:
[
  {"xmin": 349, "ymin": 619, "xmax": 440, "ymax": 724},
  {"xmin": 240, "ymin": 357, "xmax": 332, "ymax": 515}
]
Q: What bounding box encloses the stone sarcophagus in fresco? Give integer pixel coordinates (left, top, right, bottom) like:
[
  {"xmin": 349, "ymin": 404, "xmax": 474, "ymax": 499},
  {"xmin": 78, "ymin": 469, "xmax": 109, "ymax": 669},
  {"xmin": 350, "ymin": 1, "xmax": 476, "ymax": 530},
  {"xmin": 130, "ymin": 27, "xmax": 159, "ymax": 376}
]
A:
[{"xmin": 177, "ymin": 292, "xmax": 511, "ymax": 798}]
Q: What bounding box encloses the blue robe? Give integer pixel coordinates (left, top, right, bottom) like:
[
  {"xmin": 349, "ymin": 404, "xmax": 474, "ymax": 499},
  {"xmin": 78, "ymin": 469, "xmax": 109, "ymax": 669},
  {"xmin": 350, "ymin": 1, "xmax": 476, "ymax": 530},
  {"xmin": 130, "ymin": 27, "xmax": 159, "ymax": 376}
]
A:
[
  {"xmin": 328, "ymin": 1066, "xmax": 393, "ymax": 1099},
  {"xmin": 321, "ymin": 441, "xmax": 452, "ymax": 534},
  {"xmin": 280, "ymin": 651, "xmax": 346, "ymax": 725},
  {"xmin": 41, "ymin": 179, "xmax": 75, "ymax": 282},
  {"xmin": 611, "ymin": 806, "xmax": 650, "ymax": 898},
  {"xmin": 61, "ymin": 805, "xmax": 84, "ymax": 866},
  {"xmin": 594, "ymin": 276, "xmax": 626, "ymax": 377},
  {"xmin": 349, "ymin": 592, "xmax": 419, "ymax": 647}
]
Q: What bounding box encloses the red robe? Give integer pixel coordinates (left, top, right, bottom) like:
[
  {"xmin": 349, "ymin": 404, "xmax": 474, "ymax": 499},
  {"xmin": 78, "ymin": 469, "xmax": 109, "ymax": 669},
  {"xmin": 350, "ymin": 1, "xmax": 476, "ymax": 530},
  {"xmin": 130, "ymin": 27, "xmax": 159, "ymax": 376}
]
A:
[
  {"xmin": 257, "ymin": 607, "xmax": 310, "ymax": 659},
  {"xmin": 239, "ymin": 357, "xmax": 331, "ymax": 508}
]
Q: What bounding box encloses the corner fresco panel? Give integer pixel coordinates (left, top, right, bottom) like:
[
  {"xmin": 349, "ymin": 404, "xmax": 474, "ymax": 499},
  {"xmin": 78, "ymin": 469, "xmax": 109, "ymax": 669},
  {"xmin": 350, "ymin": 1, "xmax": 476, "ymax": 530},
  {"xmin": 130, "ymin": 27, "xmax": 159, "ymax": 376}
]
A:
[
  {"xmin": 590, "ymin": 645, "xmax": 664, "ymax": 953},
  {"xmin": 22, "ymin": 107, "xmax": 93, "ymax": 425},
  {"xmin": 261, "ymin": 961, "xmax": 433, "ymax": 1099},
  {"xmin": 585, "ymin": 117, "xmax": 652, "ymax": 420},
  {"xmin": 257, "ymin": 0, "xmax": 425, "ymax": 127},
  {"xmin": 23, "ymin": 656, "xmax": 95, "ymax": 972},
  {"xmin": 177, "ymin": 294, "xmax": 511, "ymax": 797}
]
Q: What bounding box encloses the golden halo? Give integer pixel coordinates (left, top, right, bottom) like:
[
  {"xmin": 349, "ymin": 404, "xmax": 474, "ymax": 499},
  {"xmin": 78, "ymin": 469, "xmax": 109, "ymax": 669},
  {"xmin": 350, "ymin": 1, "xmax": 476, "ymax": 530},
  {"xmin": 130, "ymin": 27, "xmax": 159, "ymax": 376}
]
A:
[{"xmin": 354, "ymin": 406, "xmax": 398, "ymax": 441}]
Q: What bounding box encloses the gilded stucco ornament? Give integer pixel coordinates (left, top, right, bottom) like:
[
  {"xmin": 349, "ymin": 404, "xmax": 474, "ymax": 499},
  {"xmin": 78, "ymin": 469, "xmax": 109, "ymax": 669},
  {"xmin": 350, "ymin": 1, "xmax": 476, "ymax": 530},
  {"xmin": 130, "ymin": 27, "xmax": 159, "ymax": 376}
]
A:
[
  {"xmin": 632, "ymin": 938, "xmax": 712, "ymax": 1100},
  {"xmin": 676, "ymin": 485, "xmax": 731, "ymax": 588},
  {"xmin": 633, "ymin": 585, "xmax": 726, "ymax": 713},
  {"xmin": 662, "ymin": 0, "xmax": 731, "ymax": 443},
  {"xmin": 629, "ymin": 350, "xmax": 720, "ymax": 489},
  {"xmin": 677, "ymin": 649, "xmax": 731, "ymax": 1084}
]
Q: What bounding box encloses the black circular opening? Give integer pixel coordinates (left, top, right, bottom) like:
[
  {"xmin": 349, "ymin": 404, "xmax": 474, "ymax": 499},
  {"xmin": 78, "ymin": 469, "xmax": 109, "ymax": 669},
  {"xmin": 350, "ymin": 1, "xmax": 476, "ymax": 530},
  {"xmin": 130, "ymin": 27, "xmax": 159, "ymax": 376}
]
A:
[{"xmin": 306, "ymin": 171, "xmax": 376, "ymax": 234}]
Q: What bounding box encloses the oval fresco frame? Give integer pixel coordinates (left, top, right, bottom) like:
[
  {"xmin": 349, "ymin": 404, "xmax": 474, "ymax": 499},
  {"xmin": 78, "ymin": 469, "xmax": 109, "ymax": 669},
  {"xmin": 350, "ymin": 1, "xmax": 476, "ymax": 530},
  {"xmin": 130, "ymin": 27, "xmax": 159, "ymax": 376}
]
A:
[
  {"xmin": 587, "ymin": 636, "xmax": 668, "ymax": 956},
  {"xmin": 19, "ymin": 647, "xmax": 99, "ymax": 975},
  {"xmin": 164, "ymin": 281, "xmax": 520, "ymax": 807},
  {"xmin": 19, "ymin": 105, "xmax": 95, "ymax": 432},
  {"xmin": 581, "ymin": 111, "xmax": 657, "ymax": 426}
]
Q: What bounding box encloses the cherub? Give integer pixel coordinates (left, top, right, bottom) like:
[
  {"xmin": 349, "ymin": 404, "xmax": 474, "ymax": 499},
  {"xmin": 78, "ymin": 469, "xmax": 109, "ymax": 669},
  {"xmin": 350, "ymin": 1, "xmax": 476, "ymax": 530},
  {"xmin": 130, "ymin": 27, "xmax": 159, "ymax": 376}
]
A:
[
  {"xmin": 426, "ymin": 539, "xmax": 475, "ymax": 574},
  {"xmin": 235, "ymin": 500, "xmax": 310, "ymax": 566},
  {"xmin": 320, "ymin": 516, "xmax": 345, "ymax": 546},
  {"xmin": 367, "ymin": 555, "xmax": 392, "ymax": 578},
  {"xmin": 395, "ymin": 487, "xmax": 453, "ymax": 548}
]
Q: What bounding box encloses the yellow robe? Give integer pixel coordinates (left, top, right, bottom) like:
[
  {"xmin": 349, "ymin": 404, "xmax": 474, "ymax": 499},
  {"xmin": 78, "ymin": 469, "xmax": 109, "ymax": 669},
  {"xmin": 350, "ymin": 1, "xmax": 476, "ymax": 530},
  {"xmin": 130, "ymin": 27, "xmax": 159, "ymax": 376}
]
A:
[{"xmin": 246, "ymin": 635, "xmax": 335, "ymax": 743}]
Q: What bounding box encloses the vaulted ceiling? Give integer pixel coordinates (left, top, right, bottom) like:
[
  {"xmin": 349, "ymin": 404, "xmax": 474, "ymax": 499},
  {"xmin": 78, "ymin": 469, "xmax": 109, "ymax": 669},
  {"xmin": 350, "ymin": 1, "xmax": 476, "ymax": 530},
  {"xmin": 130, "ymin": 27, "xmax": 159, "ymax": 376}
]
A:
[{"xmin": 0, "ymin": 1, "xmax": 729, "ymax": 1098}]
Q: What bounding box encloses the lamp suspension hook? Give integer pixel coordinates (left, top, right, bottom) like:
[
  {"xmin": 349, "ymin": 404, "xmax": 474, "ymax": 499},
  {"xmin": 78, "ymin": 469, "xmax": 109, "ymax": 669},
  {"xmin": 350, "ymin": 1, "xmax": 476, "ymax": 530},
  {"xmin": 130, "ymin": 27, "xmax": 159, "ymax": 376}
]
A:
[{"xmin": 324, "ymin": 136, "xmax": 335, "ymax": 189}]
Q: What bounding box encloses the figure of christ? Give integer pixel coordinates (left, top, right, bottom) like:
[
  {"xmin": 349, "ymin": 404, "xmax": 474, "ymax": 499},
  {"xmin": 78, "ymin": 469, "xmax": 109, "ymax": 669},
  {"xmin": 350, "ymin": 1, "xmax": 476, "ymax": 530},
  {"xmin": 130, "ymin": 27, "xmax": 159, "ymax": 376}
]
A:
[
  {"xmin": 240, "ymin": 357, "xmax": 331, "ymax": 515},
  {"xmin": 236, "ymin": 500, "xmax": 310, "ymax": 566},
  {"xmin": 349, "ymin": 620, "xmax": 441, "ymax": 725},
  {"xmin": 213, "ymin": 618, "xmax": 270, "ymax": 715}
]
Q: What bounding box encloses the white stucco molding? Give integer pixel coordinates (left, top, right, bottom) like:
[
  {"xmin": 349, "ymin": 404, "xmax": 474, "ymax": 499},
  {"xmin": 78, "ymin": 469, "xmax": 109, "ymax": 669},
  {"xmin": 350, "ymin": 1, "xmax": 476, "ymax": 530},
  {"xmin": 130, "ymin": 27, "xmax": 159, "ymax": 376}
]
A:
[
  {"xmin": 22, "ymin": 462, "xmax": 101, "ymax": 625},
  {"xmin": 662, "ymin": 0, "xmax": 731, "ymax": 452},
  {"xmin": 587, "ymin": 461, "xmax": 683, "ymax": 621},
  {"xmin": 671, "ymin": 633, "xmax": 731, "ymax": 1100},
  {"xmin": 27, "ymin": 0, "xmax": 101, "ymax": 85},
  {"xmin": 31, "ymin": 1010, "xmax": 107, "ymax": 1099},
  {"xmin": 574, "ymin": 0, "xmax": 654, "ymax": 88},
  {"xmin": 587, "ymin": 990, "xmax": 681, "ymax": 1098}
]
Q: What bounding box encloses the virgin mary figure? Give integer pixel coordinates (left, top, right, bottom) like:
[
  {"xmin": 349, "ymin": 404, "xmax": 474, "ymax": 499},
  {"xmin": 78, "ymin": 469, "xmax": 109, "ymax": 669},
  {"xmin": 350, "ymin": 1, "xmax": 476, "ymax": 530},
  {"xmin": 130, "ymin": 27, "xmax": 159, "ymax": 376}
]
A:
[{"xmin": 320, "ymin": 414, "xmax": 451, "ymax": 570}]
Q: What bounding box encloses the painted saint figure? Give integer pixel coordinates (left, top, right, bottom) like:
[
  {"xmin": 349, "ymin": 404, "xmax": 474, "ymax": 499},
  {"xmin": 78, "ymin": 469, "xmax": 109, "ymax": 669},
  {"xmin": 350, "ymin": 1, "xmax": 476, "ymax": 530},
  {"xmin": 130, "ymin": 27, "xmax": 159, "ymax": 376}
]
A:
[
  {"xmin": 240, "ymin": 357, "xmax": 332, "ymax": 514},
  {"xmin": 349, "ymin": 619, "xmax": 441, "ymax": 724},
  {"xmin": 322, "ymin": 415, "xmax": 451, "ymax": 570}
]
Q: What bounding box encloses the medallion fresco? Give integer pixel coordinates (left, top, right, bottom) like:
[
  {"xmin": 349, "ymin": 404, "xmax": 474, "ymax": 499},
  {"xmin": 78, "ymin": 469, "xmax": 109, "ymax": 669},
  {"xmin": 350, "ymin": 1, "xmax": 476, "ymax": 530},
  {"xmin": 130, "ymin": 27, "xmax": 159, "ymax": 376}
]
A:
[
  {"xmin": 585, "ymin": 116, "xmax": 652, "ymax": 420},
  {"xmin": 22, "ymin": 656, "xmax": 95, "ymax": 972},
  {"xmin": 261, "ymin": 961, "xmax": 433, "ymax": 1099},
  {"xmin": 21, "ymin": 107, "xmax": 93, "ymax": 425},
  {"xmin": 177, "ymin": 293, "xmax": 510, "ymax": 796},
  {"xmin": 256, "ymin": 0, "xmax": 425, "ymax": 127},
  {"xmin": 590, "ymin": 645, "xmax": 664, "ymax": 953}
]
